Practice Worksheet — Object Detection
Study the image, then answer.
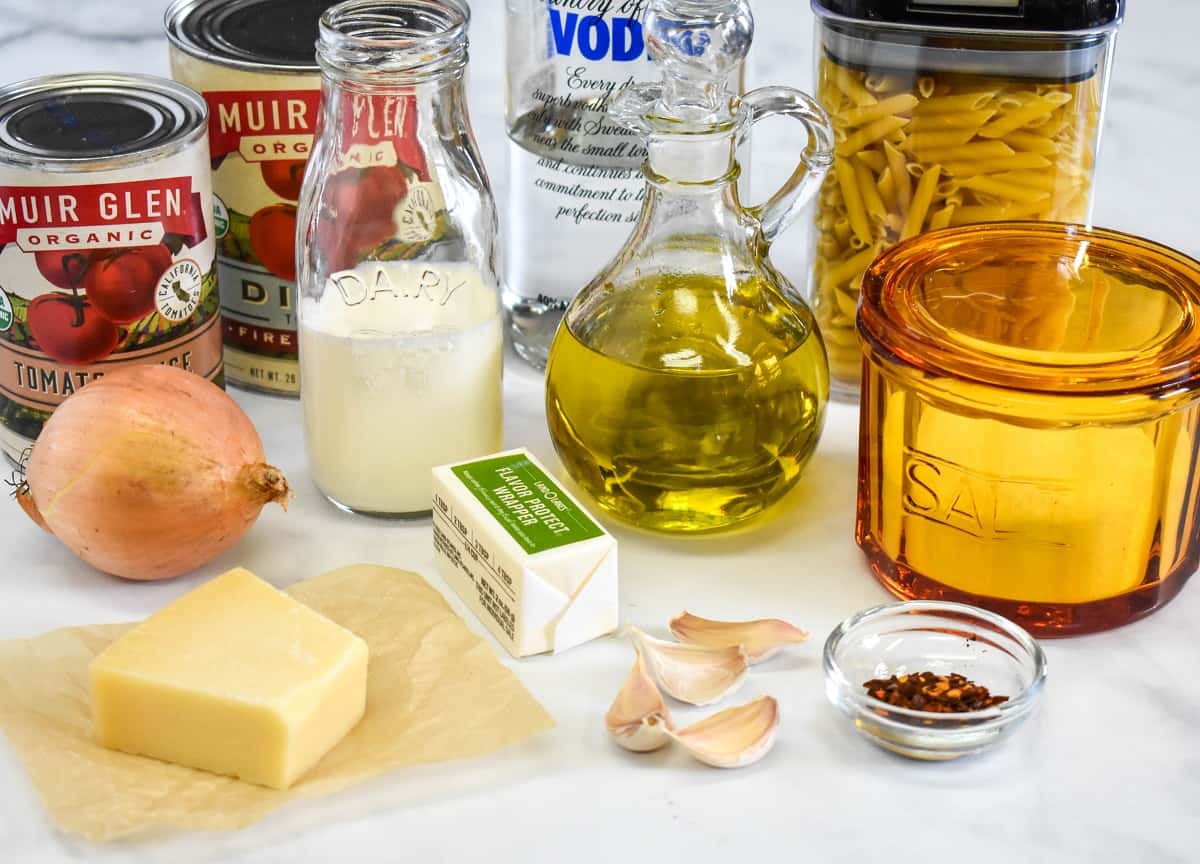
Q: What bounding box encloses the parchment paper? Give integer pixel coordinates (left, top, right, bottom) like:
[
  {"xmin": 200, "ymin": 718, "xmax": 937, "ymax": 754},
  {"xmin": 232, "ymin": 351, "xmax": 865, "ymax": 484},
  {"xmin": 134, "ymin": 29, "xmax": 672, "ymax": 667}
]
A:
[{"xmin": 0, "ymin": 564, "xmax": 555, "ymax": 842}]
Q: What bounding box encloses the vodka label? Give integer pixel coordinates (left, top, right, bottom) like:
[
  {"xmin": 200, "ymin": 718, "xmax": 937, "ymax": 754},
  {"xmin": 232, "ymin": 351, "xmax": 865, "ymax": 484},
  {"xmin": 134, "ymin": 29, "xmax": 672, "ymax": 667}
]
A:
[{"xmin": 505, "ymin": 0, "xmax": 655, "ymax": 357}]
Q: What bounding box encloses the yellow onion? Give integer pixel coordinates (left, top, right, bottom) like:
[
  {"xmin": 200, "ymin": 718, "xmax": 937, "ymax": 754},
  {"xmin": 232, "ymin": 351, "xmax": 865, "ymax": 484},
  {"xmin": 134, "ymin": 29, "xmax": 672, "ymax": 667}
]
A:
[{"xmin": 17, "ymin": 365, "xmax": 289, "ymax": 580}]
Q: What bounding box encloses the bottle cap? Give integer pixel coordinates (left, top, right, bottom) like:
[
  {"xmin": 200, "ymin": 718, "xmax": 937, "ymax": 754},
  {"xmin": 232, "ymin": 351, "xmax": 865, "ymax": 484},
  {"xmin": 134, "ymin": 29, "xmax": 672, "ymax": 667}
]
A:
[
  {"xmin": 612, "ymin": 0, "xmax": 752, "ymax": 182},
  {"xmin": 646, "ymin": 0, "xmax": 752, "ymax": 127}
]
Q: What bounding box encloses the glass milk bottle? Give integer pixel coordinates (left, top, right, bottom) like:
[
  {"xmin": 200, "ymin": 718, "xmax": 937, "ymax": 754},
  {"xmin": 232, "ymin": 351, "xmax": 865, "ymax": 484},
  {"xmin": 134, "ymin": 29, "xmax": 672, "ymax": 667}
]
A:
[
  {"xmin": 298, "ymin": 0, "xmax": 503, "ymax": 517},
  {"xmin": 503, "ymin": 0, "xmax": 657, "ymax": 369}
]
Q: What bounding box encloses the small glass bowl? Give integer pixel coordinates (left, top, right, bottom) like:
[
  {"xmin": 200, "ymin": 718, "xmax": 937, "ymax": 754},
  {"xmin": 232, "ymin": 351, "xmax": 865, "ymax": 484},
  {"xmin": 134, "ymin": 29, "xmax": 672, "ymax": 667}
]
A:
[{"xmin": 823, "ymin": 601, "xmax": 1047, "ymax": 761}]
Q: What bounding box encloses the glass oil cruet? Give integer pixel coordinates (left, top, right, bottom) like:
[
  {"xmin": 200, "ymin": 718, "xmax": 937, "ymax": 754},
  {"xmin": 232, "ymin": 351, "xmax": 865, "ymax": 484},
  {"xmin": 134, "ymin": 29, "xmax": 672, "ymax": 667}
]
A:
[{"xmin": 544, "ymin": 0, "xmax": 835, "ymax": 533}]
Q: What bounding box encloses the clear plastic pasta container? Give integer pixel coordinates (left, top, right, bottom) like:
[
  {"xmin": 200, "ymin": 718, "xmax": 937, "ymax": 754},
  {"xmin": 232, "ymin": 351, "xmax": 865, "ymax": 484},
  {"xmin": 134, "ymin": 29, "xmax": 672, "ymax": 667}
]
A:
[{"xmin": 811, "ymin": 0, "xmax": 1124, "ymax": 397}]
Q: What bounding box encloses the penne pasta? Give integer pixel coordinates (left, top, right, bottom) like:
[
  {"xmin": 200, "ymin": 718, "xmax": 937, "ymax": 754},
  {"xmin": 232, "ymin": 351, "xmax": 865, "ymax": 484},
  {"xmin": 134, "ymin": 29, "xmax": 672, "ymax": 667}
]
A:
[
  {"xmin": 901, "ymin": 164, "xmax": 942, "ymax": 240},
  {"xmin": 948, "ymin": 200, "xmax": 1047, "ymax": 225},
  {"xmin": 822, "ymin": 244, "xmax": 883, "ymax": 287},
  {"xmin": 813, "ymin": 58, "xmax": 1101, "ymax": 387},
  {"xmin": 835, "ymin": 115, "xmax": 910, "ymax": 156},
  {"xmin": 833, "ymin": 66, "xmax": 878, "ymax": 107},
  {"xmin": 883, "ymin": 140, "xmax": 912, "ymax": 209},
  {"xmin": 992, "ymin": 171, "xmax": 1057, "ymax": 192},
  {"xmin": 935, "ymin": 179, "xmax": 960, "ymax": 196},
  {"xmin": 979, "ymin": 93, "xmax": 1073, "ymax": 138},
  {"xmin": 960, "ymin": 176, "xmax": 1051, "ymax": 204},
  {"xmin": 900, "ymin": 129, "xmax": 978, "ymax": 151},
  {"xmin": 834, "ymin": 157, "xmax": 874, "ymax": 245},
  {"xmin": 854, "ymin": 150, "xmax": 887, "ymax": 172},
  {"xmin": 912, "ymin": 91, "xmax": 996, "ymax": 114},
  {"xmin": 910, "ymin": 109, "xmax": 997, "ymax": 131},
  {"xmin": 876, "ymin": 166, "xmax": 897, "ymax": 210},
  {"xmin": 1003, "ymin": 131, "xmax": 1060, "ymax": 155},
  {"xmin": 837, "ymin": 93, "xmax": 920, "ymax": 127},
  {"xmin": 865, "ymin": 74, "xmax": 902, "ymax": 94},
  {"xmin": 834, "ymin": 281, "xmax": 860, "ymax": 319},
  {"xmin": 908, "ymin": 140, "xmax": 1015, "ymax": 163},
  {"xmin": 942, "ymin": 153, "xmax": 1053, "ymax": 175},
  {"xmin": 854, "ymin": 157, "xmax": 888, "ymax": 223},
  {"xmin": 928, "ymin": 204, "xmax": 955, "ymax": 231}
]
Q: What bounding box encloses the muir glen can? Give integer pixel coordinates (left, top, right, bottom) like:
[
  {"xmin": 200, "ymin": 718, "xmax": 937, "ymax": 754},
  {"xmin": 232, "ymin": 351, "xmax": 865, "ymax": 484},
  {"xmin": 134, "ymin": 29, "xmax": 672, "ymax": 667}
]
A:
[
  {"xmin": 0, "ymin": 73, "xmax": 219, "ymax": 464},
  {"xmin": 167, "ymin": 0, "xmax": 337, "ymax": 396}
]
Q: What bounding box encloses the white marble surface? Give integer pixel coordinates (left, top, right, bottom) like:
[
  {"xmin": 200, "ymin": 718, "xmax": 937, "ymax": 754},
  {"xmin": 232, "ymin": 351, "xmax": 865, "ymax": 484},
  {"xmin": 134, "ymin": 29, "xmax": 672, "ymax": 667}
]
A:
[{"xmin": 0, "ymin": 1, "xmax": 1197, "ymax": 862}]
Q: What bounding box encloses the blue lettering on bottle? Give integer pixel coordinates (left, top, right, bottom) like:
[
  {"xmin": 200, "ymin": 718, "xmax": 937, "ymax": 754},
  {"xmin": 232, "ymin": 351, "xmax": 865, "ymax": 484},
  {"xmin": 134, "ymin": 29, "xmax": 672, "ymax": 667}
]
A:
[
  {"xmin": 578, "ymin": 16, "xmax": 609, "ymax": 60},
  {"xmin": 612, "ymin": 17, "xmax": 644, "ymax": 61},
  {"xmin": 550, "ymin": 9, "xmax": 579, "ymax": 55},
  {"xmin": 548, "ymin": 8, "xmax": 645, "ymax": 62}
]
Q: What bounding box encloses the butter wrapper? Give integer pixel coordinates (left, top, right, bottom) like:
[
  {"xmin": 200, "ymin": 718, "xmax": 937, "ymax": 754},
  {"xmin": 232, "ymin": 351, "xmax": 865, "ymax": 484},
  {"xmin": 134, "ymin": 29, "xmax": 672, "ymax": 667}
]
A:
[{"xmin": 432, "ymin": 449, "xmax": 618, "ymax": 657}]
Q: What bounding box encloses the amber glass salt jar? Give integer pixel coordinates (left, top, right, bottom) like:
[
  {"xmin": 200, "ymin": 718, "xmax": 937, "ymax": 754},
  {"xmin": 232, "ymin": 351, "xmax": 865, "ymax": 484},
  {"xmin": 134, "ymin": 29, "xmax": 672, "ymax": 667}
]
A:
[{"xmin": 857, "ymin": 223, "xmax": 1200, "ymax": 636}]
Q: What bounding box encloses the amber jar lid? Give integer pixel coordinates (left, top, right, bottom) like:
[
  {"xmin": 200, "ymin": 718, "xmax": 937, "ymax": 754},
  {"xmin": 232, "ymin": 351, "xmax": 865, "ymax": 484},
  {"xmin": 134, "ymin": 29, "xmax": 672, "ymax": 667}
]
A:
[{"xmin": 858, "ymin": 222, "xmax": 1200, "ymax": 397}]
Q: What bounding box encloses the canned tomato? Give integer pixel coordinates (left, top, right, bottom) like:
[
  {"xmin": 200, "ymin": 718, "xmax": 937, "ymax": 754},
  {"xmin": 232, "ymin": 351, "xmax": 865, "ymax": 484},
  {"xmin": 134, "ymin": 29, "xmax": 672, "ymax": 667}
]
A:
[
  {"xmin": 0, "ymin": 73, "xmax": 219, "ymax": 464},
  {"xmin": 167, "ymin": 0, "xmax": 336, "ymax": 396}
]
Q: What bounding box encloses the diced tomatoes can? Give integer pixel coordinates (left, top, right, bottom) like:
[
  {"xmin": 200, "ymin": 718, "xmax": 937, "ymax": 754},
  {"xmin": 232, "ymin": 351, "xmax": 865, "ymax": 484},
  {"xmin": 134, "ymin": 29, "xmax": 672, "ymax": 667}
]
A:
[
  {"xmin": 166, "ymin": 0, "xmax": 336, "ymax": 397},
  {"xmin": 0, "ymin": 73, "xmax": 219, "ymax": 465}
]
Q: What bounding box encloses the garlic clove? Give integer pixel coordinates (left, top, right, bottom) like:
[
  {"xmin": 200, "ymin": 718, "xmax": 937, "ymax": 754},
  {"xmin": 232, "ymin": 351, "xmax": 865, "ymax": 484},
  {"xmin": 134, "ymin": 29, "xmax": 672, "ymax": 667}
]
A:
[
  {"xmin": 669, "ymin": 696, "xmax": 780, "ymax": 769},
  {"xmin": 629, "ymin": 627, "xmax": 748, "ymax": 706},
  {"xmin": 669, "ymin": 612, "xmax": 810, "ymax": 664},
  {"xmin": 605, "ymin": 647, "xmax": 673, "ymax": 752}
]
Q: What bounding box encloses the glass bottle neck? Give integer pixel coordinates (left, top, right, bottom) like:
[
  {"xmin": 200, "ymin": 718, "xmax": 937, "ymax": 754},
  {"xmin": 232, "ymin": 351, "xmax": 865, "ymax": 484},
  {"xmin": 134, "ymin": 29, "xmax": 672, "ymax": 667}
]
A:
[
  {"xmin": 321, "ymin": 67, "xmax": 465, "ymax": 97},
  {"xmin": 645, "ymin": 128, "xmax": 738, "ymax": 184},
  {"xmin": 316, "ymin": 0, "xmax": 470, "ymax": 88},
  {"xmin": 638, "ymin": 158, "xmax": 749, "ymax": 249}
]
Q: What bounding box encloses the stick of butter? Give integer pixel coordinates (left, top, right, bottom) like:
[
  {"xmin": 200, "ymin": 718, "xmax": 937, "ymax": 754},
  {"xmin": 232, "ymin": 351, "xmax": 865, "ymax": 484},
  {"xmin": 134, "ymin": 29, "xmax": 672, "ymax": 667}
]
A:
[
  {"xmin": 89, "ymin": 567, "xmax": 368, "ymax": 790},
  {"xmin": 432, "ymin": 449, "xmax": 618, "ymax": 658}
]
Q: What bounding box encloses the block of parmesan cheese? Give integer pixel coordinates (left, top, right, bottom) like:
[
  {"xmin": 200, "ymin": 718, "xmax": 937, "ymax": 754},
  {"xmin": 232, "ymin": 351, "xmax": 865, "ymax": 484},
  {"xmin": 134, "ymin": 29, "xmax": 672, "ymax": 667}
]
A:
[{"xmin": 89, "ymin": 567, "xmax": 368, "ymax": 790}]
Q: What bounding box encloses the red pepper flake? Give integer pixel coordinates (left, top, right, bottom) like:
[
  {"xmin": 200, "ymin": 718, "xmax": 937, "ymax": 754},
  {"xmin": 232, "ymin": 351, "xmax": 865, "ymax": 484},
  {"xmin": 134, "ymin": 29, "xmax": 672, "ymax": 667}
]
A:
[{"xmin": 862, "ymin": 672, "xmax": 1009, "ymax": 713}]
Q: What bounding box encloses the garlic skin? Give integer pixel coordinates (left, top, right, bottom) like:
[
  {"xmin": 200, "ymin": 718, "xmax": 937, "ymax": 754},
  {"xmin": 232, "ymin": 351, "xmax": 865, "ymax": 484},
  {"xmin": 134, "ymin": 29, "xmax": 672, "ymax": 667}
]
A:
[
  {"xmin": 669, "ymin": 696, "xmax": 780, "ymax": 769},
  {"xmin": 628, "ymin": 627, "xmax": 749, "ymax": 706},
  {"xmin": 669, "ymin": 612, "xmax": 810, "ymax": 664},
  {"xmin": 606, "ymin": 648, "xmax": 673, "ymax": 752}
]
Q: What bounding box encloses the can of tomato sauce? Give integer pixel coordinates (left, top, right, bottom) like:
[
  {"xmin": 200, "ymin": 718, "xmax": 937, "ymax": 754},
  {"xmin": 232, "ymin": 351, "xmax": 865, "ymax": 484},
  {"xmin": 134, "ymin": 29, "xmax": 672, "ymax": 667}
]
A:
[
  {"xmin": 0, "ymin": 73, "xmax": 219, "ymax": 464},
  {"xmin": 166, "ymin": 0, "xmax": 335, "ymax": 397}
]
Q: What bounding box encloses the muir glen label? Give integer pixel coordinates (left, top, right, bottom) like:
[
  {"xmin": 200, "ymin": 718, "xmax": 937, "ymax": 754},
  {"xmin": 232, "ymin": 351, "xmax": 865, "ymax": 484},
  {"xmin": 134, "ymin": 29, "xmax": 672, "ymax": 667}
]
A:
[
  {"xmin": 0, "ymin": 174, "xmax": 221, "ymax": 460},
  {"xmin": 192, "ymin": 87, "xmax": 322, "ymax": 396}
]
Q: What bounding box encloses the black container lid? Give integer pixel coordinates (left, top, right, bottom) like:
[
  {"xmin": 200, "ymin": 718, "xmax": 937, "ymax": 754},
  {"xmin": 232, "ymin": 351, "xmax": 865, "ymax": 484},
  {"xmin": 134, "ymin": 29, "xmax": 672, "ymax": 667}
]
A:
[
  {"xmin": 166, "ymin": 0, "xmax": 341, "ymax": 72},
  {"xmin": 812, "ymin": 1, "xmax": 1123, "ymax": 33}
]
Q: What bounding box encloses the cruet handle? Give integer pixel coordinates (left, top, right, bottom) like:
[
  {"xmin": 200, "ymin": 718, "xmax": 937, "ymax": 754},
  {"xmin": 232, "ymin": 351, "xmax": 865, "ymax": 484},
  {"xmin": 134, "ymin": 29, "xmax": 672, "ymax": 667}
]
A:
[{"xmin": 737, "ymin": 87, "xmax": 835, "ymax": 245}]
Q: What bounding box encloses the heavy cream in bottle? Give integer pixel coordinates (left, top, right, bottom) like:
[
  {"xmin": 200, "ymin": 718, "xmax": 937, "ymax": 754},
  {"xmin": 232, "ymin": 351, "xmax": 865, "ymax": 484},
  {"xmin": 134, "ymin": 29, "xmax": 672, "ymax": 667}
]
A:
[{"xmin": 300, "ymin": 261, "xmax": 503, "ymax": 516}]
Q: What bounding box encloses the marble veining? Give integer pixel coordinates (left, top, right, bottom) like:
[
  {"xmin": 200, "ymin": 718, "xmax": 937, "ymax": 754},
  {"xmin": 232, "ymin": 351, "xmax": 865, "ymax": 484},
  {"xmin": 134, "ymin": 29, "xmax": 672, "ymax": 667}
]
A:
[{"xmin": 0, "ymin": 1, "xmax": 1196, "ymax": 863}]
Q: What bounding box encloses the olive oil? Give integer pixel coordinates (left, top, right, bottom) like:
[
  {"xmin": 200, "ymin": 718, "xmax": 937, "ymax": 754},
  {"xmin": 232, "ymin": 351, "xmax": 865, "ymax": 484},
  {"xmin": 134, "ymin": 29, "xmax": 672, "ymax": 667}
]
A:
[{"xmin": 545, "ymin": 272, "xmax": 828, "ymax": 533}]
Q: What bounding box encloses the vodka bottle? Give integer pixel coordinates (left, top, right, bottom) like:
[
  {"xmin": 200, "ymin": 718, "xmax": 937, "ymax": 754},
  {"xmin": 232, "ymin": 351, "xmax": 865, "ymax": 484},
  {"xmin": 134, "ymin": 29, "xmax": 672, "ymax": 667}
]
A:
[{"xmin": 503, "ymin": 1, "xmax": 656, "ymax": 369}]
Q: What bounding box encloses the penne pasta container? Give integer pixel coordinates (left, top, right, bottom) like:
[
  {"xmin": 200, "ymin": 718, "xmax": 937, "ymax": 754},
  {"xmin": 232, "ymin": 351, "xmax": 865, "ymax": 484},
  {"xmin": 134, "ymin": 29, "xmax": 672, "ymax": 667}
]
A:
[{"xmin": 810, "ymin": 0, "xmax": 1124, "ymax": 398}]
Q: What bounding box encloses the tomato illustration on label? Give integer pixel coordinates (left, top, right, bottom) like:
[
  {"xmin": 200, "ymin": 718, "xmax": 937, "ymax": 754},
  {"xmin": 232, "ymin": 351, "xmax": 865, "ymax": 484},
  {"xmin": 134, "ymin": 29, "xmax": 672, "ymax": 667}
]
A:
[
  {"xmin": 316, "ymin": 165, "xmax": 412, "ymax": 272},
  {"xmin": 35, "ymin": 250, "xmax": 93, "ymax": 291},
  {"xmin": 260, "ymin": 159, "xmax": 307, "ymax": 201},
  {"xmin": 27, "ymin": 294, "xmax": 121, "ymax": 365},
  {"xmin": 249, "ymin": 203, "xmax": 298, "ymax": 281},
  {"xmin": 84, "ymin": 245, "xmax": 175, "ymax": 324}
]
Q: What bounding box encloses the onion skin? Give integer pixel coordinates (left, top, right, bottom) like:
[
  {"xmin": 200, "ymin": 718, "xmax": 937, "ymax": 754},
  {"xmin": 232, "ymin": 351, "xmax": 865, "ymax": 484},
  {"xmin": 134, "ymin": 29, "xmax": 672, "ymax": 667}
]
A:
[{"xmin": 21, "ymin": 366, "xmax": 290, "ymax": 581}]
